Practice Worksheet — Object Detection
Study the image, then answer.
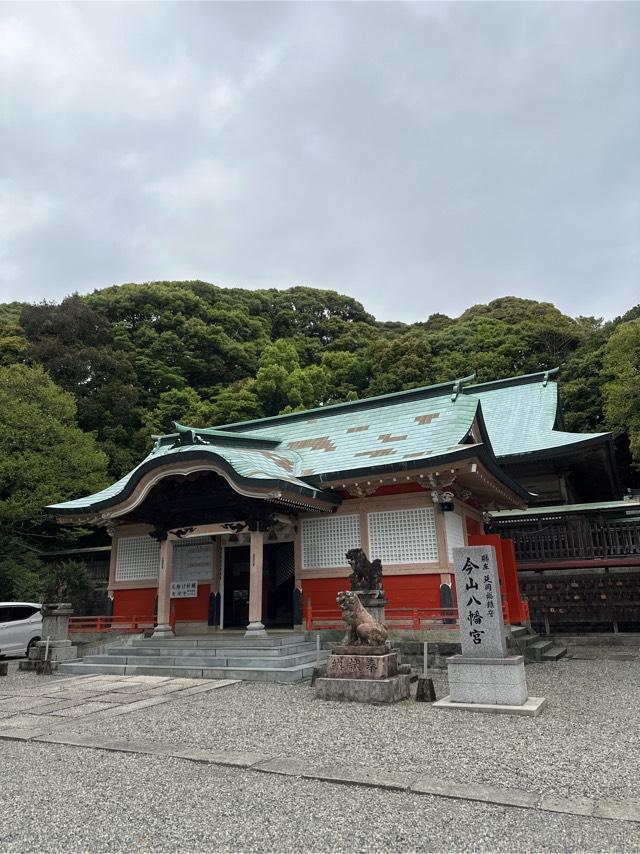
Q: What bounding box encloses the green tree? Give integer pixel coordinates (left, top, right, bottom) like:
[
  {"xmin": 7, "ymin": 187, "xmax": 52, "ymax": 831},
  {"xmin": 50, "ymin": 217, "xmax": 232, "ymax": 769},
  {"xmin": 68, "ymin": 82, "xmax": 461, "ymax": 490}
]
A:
[
  {"xmin": 0, "ymin": 364, "xmax": 110, "ymax": 602},
  {"xmin": 209, "ymin": 380, "xmax": 263, "ymax": 426},
  {"xmin": 0, "ymin": 302, "xmax": 28, "ymax": 366},
  {"xmin": 0, "ymin": 543, "xmax": 44, "ymax": 602},
  {"xmin": 255, "ymin": 340, "xmax": 330, "ymax": 415},
  {"xmin": 365, "ymin": 333, "xmax": 434, "ymax": 395},
  {"xmin": 43, "ymin": 559, "xmax": 102, "ymax": 614},
  {"xmin": 141, "ymin": 387, "xmax": 215, "ymax": 437},
  {"xmin": 21, "ymin": 295, "xmax": 140, "ymax": 477},
  {"xmin": 0, "ymin": 364, "xmax": 109, "ymax": 521},
  {"xmin": 602, "ymin": 318, "xmax": 640, "ymax": 464}
]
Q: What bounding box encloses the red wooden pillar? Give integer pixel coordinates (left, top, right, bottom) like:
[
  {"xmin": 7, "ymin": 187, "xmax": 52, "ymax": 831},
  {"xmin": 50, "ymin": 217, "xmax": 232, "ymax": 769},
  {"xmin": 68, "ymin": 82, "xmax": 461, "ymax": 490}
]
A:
[{"xmin": 468, "ymin": 533, "xmax": 526, "ymax": 624}]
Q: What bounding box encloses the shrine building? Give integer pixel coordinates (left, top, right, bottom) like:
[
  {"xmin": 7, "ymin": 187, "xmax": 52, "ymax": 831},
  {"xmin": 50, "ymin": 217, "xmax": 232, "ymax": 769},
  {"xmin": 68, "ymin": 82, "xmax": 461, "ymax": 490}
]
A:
[{"xmin": 46, "ymin": 370, "xmax": 618, "ymax": 637}]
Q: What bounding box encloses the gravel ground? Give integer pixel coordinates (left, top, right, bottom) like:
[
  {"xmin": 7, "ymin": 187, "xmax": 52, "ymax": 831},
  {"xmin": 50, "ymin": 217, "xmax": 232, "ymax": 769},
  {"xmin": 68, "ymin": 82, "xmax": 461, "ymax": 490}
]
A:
[
  {"xmin": 0, "ymin": 668, "xmax": 66, "ymax": 690},
  {"xmin": 567, "ymin": 644, "xmax": 640, "ymax": 660},
  {"xmin": 0, "ymin": 740, "xmax": 638, "ymax": 853},
  {"xmin": 47, "ymin": 656, "xmax": 640, "ymax": 803}
]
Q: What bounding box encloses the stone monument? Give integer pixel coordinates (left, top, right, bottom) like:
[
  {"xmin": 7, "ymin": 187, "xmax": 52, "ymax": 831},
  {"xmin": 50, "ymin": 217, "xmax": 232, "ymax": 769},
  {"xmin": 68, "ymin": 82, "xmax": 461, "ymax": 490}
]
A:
[
  {"xmin": 315, "ymin": 591, "xmax": 410, "ymax": 704},
  {"xmin": 433, "ymin": 545, "xmax": 546, "ymax": 716},
  {"xmin": 23, "ymin": 598, "xmax": 78, "ymax": 672}
]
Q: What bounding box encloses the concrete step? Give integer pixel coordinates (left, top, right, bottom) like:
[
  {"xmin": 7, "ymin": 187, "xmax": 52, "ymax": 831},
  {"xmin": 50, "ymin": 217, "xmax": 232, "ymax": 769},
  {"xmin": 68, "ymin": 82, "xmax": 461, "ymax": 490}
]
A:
[
  {"xmin": 131, "ymin": 634, "xmax": 306, "ymax": 649},
  {"xmin": 509, "ymin": 625, "xmax": 568, "ymax": 664},
  {"xmin": 510, "ymin": 626, "xmax": 529, "ymax": 639},
  {"xmin": 57, "ymin": 660, "xmax": 321, "ymax": 683},
  {"xmin": 81, "ymin": 650, "xmax": 327, "ymax": 669},
  {"xmin": 525, "ymin": 640, "xmax": 554, "ymax": 662},
  {"xmin": 541, "ymin": 646, "xmax": 568, "ymax": 662},
  {"xmin": 117, "ymin": 642, "xmax": 315, "ymax": 658}
]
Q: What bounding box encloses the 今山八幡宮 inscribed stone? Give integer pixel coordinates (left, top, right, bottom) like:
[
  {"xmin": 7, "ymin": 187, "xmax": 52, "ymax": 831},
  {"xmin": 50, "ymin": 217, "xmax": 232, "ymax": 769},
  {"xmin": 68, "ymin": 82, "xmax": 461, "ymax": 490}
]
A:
[{"xmin": 453, "ymin": 546, "xmax": 507, "ymax": 659}]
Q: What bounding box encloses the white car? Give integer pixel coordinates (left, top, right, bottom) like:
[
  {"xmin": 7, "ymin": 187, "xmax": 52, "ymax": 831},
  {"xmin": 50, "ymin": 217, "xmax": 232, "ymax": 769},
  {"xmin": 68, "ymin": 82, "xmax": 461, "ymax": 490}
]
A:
[{"xmin": 0, "ymin": 602, "xmax": 42, "ymax": 658}]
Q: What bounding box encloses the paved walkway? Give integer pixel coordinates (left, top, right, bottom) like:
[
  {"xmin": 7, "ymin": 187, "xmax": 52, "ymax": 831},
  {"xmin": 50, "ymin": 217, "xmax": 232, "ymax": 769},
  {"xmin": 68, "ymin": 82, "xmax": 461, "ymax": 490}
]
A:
[{"xmin": 0, "ymin": 674, "xmax": 238, "ymax": 740}]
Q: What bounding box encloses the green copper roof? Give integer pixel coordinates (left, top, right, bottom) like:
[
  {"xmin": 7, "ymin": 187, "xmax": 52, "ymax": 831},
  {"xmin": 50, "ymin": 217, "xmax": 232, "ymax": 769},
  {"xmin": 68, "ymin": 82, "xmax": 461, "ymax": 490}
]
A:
[
  {"xmin": 220, "ymin": 389, "xmax": 480, "ymax": 480},
  {"xmin": 466, "ymin": 372, "xmax": 610, "ymax": 459},
  {"xmin": 47, "ymin": 440, "xmax": 338, "ymax": 514},
  {"xmin": 49, "ymin": 369, "xmax": 606, "ymax": 518}
]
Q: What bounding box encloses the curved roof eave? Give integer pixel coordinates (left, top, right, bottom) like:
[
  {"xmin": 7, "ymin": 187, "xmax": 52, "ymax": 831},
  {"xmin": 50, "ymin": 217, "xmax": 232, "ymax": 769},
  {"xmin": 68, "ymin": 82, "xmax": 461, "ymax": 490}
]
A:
[
  {"xmin": 498, "ymin": 432, "xmax": 614, "ymax": 463},
  {"xmin": 46, "ymin": 448, "xmax": 341, "ymax": 518},
  {"xmin": 305, "ymin": 400, "xmax": 532, "ymax": 504},
  {"xmin": 312, "ymin": 446, "xmax": 532, "ymax": 504}
]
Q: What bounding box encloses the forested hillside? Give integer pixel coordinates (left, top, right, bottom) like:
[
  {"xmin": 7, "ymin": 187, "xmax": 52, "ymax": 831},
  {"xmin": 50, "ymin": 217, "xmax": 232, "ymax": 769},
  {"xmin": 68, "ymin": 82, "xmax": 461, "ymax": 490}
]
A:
[
  {"xmin": 2, "ymin": 282, "xmax": 640, "ymax": 481},
  {"xmin": 1, "ymin": 281, "xmax": 639, "ymax": 599}
]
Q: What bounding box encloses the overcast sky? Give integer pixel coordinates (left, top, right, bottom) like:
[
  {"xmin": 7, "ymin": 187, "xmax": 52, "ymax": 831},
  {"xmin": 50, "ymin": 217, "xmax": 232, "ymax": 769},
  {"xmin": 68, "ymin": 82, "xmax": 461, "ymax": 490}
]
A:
[{"xmin": 1, "ymin": 2, "xmax": 638, "ymax": 322}]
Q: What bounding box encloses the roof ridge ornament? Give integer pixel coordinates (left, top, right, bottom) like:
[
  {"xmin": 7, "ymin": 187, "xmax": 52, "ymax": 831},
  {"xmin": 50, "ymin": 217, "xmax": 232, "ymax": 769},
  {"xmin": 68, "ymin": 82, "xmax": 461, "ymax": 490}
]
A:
[
  {"xmin": 171, "ymin": 422, "xmax": 282, "ymax": 449},
  {"xmin": 451, "ymin": 373, "xmax": 476, "ymax": 402},
  {"xmin": 542, "ymin": 368, "xmax": 559, "ymax": 387}
]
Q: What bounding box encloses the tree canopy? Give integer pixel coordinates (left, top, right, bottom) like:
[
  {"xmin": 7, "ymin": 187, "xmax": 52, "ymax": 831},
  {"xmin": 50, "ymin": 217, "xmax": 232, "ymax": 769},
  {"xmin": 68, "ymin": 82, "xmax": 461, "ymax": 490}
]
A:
[
  {"xmin": 0, "ymin": 363, "xmax": 110, "ymax": 601},
  {"xmin": 0, "ymin": 282, "xmax": 636, "ymax": 490}
]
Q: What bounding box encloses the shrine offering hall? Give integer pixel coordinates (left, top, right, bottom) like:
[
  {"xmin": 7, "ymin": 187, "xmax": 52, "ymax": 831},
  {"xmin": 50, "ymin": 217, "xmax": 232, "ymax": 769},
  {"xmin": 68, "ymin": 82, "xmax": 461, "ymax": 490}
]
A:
[{"xmin": 47, "ymin": 371, "xmax": 620, "ymax": 636}]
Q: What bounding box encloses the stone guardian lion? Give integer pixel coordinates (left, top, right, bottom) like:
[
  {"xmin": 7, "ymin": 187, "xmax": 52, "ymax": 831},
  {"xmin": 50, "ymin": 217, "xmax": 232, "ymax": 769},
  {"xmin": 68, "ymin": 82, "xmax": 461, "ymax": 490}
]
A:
[
  {"xmin": 337, "ymin": 590, "xmax": 389, "ymax": 647},
  {"xmin": 345, "ymin": 548, "xmax": 383, "ymax": 591}
]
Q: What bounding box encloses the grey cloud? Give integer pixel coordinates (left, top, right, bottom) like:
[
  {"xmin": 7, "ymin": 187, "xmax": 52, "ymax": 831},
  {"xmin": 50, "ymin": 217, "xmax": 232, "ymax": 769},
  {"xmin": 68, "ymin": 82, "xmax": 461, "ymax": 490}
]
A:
[{"xmin": 1, "ymin": 1, "xmax": 638, "ymax": 321}]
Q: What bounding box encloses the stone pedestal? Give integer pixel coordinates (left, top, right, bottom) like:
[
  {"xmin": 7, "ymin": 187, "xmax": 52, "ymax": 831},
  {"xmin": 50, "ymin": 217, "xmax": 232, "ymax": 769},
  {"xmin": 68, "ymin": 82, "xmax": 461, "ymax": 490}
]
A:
[
  {"xmin": 446, "ymin": 655, "xmax": 527, "ymax": 706},
  {"xmin": 316, "ymin": 649, "xmax": 410, "ymax": 704},
  {"xmin": 244, "ymin": 621, "xmax": 268, "ymax": 638},
  {"xmin": 356, "ymin": 590, "xmax": 387, "ymax": 625},
  {"xmin": 33, "ymin": 603, "xmax": 77, "ymax": 663},
  {"xmin": 326, "ymin": 651, "xmax": 398, "ymax": 680}
]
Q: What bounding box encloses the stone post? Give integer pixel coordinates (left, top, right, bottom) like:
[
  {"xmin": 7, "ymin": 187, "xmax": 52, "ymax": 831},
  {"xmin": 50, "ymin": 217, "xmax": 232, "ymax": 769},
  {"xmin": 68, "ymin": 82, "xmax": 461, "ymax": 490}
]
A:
[
  {"xmin": 33, "ymin": 603, "xmax": 77, "ymax": 663},
  {"xmin": 153, "ymin": 537, "xmax": 175, "ymax": 638},
  {"xmin": 245, "ymin": 530, "xmax": 267, "ymax": 637}
]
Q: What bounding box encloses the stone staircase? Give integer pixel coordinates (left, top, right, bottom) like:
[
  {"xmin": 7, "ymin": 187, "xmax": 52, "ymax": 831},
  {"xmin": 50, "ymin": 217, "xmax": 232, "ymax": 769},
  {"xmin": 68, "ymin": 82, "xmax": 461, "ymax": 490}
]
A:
[
  {"xmin": 509, "ymin": 626, "xmax": 568, "ymax": 663},
  {"xmin": 57, "ymin": 634, "xmax": 328, "ymax": 683}
]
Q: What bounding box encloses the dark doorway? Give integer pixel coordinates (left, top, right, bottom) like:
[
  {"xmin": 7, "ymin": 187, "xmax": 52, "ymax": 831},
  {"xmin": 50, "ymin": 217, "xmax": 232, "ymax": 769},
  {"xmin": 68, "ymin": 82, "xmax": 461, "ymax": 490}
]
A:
[
  {"xmin": 224, "ymin": 546, "xmax": 250, "ymax": 628},
  {"xmin": 223, "ymin": 542, "xmax": 295, "ymax": 629},
  {"xmin": 264, "ymin": 542, "xmax": 295, "ymax": 628}
]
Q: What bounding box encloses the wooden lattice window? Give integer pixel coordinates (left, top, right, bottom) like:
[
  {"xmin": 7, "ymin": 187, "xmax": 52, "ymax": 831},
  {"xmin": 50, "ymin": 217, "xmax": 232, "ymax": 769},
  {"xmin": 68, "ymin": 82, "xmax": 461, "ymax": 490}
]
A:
[
  {"xmin": 115, "ymin": 536, "xmax": 160, "ymax": 581},
  {"xmin": 368, "ymin": 507, "xmax": 438, "ymax": 564},
  {"xmin": 301, "ymin": 515, "xmax": 361, "ymax": 569}
]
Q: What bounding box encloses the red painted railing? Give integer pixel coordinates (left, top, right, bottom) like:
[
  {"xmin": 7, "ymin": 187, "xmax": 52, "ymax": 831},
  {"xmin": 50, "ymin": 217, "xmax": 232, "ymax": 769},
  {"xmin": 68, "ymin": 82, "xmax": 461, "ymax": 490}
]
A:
[
  {"xmin": 68, "ymin": 616, "xmax": 156, "ymax": 633},
  {"xmin": 305, "ymin": 603, "xmax": 460, "ymax": 632},
  {"xmin": 304, "ymin": 598, "xmax": 512, "ymax": 632}
]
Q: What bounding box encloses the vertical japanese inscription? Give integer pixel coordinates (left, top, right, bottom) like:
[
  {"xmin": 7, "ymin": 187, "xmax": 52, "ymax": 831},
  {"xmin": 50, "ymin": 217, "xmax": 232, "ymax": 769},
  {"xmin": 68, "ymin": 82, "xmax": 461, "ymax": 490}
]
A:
[{"xmin": 453, "ymin": 545, "xmax": 507, "ymax": 659}]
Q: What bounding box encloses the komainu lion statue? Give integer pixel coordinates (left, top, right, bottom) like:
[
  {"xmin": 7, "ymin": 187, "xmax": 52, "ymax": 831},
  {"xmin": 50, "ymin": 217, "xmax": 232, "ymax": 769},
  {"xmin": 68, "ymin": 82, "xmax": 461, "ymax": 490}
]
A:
[
  {"xmin": 346, "ymin": 548, "xmax": 383, "ymax": 591},
  {"xmin": 337, "ymin": 590, "xmax": 388, "ymax": 647}
]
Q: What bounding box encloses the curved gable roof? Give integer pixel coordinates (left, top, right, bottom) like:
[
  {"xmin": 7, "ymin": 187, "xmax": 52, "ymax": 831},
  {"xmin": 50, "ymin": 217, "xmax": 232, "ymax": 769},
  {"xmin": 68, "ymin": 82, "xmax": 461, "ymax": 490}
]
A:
[{"xmin": 47, "ymin": 438, "xmax": 339, "ymax": 517}]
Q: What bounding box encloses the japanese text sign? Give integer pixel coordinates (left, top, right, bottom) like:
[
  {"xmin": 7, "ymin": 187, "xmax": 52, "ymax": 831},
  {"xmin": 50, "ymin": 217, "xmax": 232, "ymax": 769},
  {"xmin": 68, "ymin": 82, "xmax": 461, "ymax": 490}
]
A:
[
  {"xmin": 453, "ymin": 545, "xmax": 507, "ymax": 659},
  {"xmin": 170, "ymin": 581, "xmax": 198, "ymax": 599}
]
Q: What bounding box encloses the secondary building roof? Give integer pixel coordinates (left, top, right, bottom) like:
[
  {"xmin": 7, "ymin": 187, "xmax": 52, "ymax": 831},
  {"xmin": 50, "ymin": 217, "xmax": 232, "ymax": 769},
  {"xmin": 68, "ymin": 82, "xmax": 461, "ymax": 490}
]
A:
[
  {"xmin": 46, "ymin": 431, "xmax": 341, "ymax": 516},
  {"xmin": 465, "ymin": 370, "xmax": 611, "ymax": 460},
  {"xmin": 490, "ymin": 498, "xmax": 640, "ymax": 521}
]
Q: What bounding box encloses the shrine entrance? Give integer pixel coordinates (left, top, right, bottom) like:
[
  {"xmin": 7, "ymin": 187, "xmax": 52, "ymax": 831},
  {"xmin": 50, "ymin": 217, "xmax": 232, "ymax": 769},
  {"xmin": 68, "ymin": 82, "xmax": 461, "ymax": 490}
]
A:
[{"xmin": 223, "ymin": 541, "xmax": 295, "ymax": 629}]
